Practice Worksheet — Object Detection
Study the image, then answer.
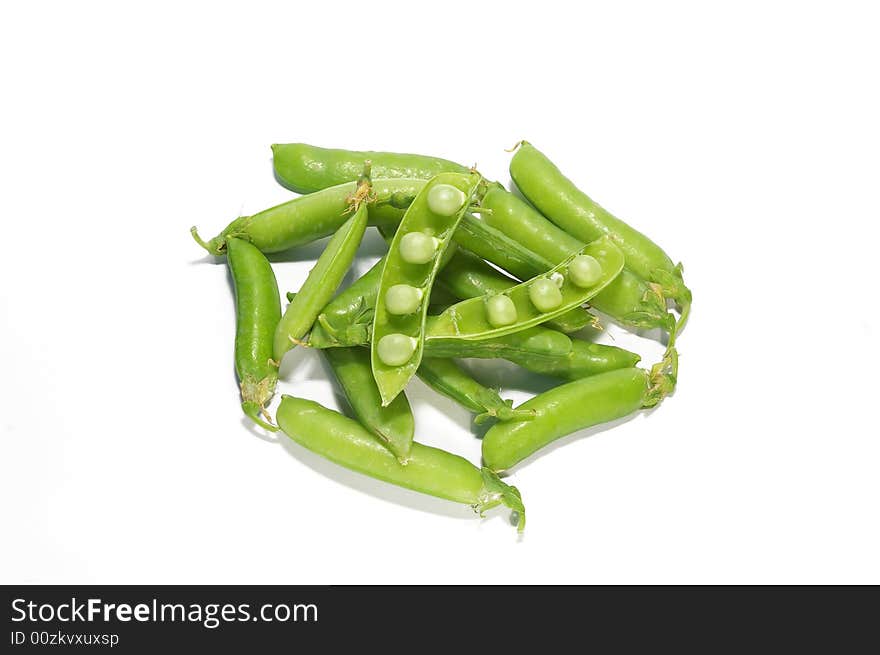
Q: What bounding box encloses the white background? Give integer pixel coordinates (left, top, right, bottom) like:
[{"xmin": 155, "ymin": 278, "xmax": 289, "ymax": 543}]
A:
[{"xmin": 1, "ymin": 1, "xmax": 878, "ymax": 584}]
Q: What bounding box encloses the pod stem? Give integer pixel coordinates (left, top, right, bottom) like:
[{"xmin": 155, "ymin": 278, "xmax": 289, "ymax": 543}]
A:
[
  {"xmin": 346, "ymin": 160, "xmax": 376, "ymax": 212},
  {"xmin": 242, "ymin": 401, "xmax": 279, "ymax": 432},
  {"xmin": 475, "ymin": 400, "xmax": 537, "ymax": 425},
  {"xmin": 476, "ymin": 468, "xmax": 526, "ymax": 532},
  {"xmin": 190, "ymin": 226, "xmax": 212, "ymax": 253},
  {"xmin": 645, "ymin": 347, "xmax": 678, "ymax": 407},
  {"xmin": 504, "ymin": 139, "xmax": 528, "ymax": 153}
]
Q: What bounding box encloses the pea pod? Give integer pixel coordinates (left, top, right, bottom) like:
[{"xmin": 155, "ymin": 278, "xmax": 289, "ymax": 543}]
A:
[
  {"xmin": 272, "ymin": 143, "xmax": 469, "ymax": 194},
  {"xmin": 479, "ymin": 185, "xmax": 675, "ymax": 333},
  {"xmin": 416, "ymin": 358, "xmax": 536, "ymax": 424},
  {"xmin": 434, "ymin": 247, "xmax": 595, "ymax": 334},
  {"xmin": 506, "ymin": 339, "xmax": 641, "ymax": 381},
  {"xmin": 426, "ymin": 236, "xmax": 624, "ymax": 342},
  {"xmin": 482, "ymin": 350, "xmax": 678, "ymax": 472},
  {"xmin": 277, "ymin": 395, "xmax": 526, "ymax": 531},
  {"xmin": 273, "ymin": 202, "xmax": 368, "ymax": 361},
  {"xmin": 323, "ymin": 347, "xmax": 414, "ymax": 462},
  {"xmin": 371, "ymin": 172, "xmax": 482, "ymax": 405},
  {"xmin": 226, "ymin": 238, "xmax": 281, "ymax": 430},
  {"xmin": 191, "ymin": 177, "xmax": 424, "ymax": 256},
  {"xmin": 509, "ymin": 142, "xmax": 691, "ymax": 326}
]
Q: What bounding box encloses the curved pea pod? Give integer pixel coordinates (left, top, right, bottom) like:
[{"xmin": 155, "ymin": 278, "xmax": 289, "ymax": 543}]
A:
[
  {"xmin": 478, "ymin": 185, "xmax": 675, "ymax": 334},
  {"xmin": 508, "ymin": 339, "xmax": 641, "ymax": 380},
  {"xmin": 426, "ymin": 236, "xmax": 624, "ymax": 343},
  {"xmin": 277, "ymin": 395, "xmax": 526, "ymax": 531},
  {"xmin": 482, "ymin": 350, "xmax": 678, "ymax": 472},
  {"xmin": 416, "ymin": 358, "xmax": 536, "ymax": 424},
  {"xmin": 190, "ymin": 177, "xmax": 424, "ymax": 256},
  {"xmin": 226, "ymin": 238, "xmax": 281, "ymax": 431},
  {"xmin": 273, "ymin": 202, "xmax": 368, "ymax": 361},
  {"xmin": 323, "ymin": 347, "xmax": 413, "ymax": 462},
  {"xmin": 509, "ymin": 142, "xmax": 691, "ymax": 320},
  {"xmin": 371, "ymin": 172, "xmax": 482, "ymax": 406},
  {"xmin": 272, "ymin": 143, "xmax": 469, "ymax": 194}
]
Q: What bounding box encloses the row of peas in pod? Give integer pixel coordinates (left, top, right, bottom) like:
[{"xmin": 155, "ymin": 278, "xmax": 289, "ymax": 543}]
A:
[{"xmin": 192, "ymin": 142, "xmax": 691, "ymax": 532}]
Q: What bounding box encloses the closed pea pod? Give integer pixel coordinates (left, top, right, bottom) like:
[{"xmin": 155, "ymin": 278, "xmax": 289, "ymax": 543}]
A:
[
  {"xmin": 416, "ymin": 358, "xmax": 536, "ymax": 424},
  {"xmin": 277, "ymin": 395, "xmax": 526, "ymax": 531},
  {"xmin": 425, "ymin": 236, "xmax": 624, "ymax": 343},
  {"xmin": 509, "ymin": 142, "xmax": 691, "ymax": 325},
  {"xmin": 271, "ymin": 143, "xmax": 469, "ymax": 194},
  {"xmin": 323, "ymin": 347, "xmax": 414, "ymax": 462},
  {"xmin": 191, "ymin": 177, "xmax": 424, "ymax": 256},
  {"xmin": 510, "ymin": 338, "xmax": 641, "ymax": 381},
  {"xmin": 226, "ymin": 237, "xmax": 282, "ymax": 431},
  {"xmin": 273, "ymin": 201, "xmax": 368, "ymax": 361},
  {"xmin": 482, "ymin": 350, "xmax": 678, "ymax": 472},
  {"xmin": 371, "ymin": 172, "xmax": 482, "ymax": 405}
]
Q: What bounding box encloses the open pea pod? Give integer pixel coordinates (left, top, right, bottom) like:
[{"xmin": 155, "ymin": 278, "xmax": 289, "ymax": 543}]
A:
[
  {"xmin": 425, "ymin": 236, "xmax": 624, "ymax": 342},
  {"xmin": 371, "ymin": 171, "xmax": 482, "ymax": 406}
]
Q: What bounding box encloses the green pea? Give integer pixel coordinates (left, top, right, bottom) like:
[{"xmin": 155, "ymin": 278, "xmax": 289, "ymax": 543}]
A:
[
  {"xmin": 486, "ymin": 295, "xmax": 517, "ymax": 328},
  {"xmin": 478, "ymin": 184, "xmax": 676, "ymax": 334},
  {"xmin": 568, "ymin": 254, "xmax": 603, "ymax": 288},
  {"xmin": 399, "ymin": 231, "xmax": 439, "ymax": 264},
  {"xmin": 427, "ymin": 184, "xmax": 466, "ymax": 216},
  {"xmin": 528, "ymin": 278, "xmax": 563, "ymax": 313},
  {"xmin": 385, "ymin": 284, "xmax": 423, "ymax": 315},
  {"xmin": 509, "ymin": 141, "xmax": 691, "ymax": 328},
  {"xmin": 372, "ymin": 172, "xmax": 481, "ymax": 406},
  {"xmin": 377, "ymin": 333, "xmax": 417, "ymax": 366}
]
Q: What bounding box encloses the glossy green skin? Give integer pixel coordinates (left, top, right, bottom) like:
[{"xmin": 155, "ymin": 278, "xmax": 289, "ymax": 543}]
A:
[
  {"xmin": 423, "ymin": 325, "xmax": 572, "ymax": 360},
  {"xmin": 273, "ymin": 204, "xmax": 368, "ymax": 361},
  {"xmin": 426, "ymin": 236, "xmax": 624, "ymax": 342},
  {"xmin": 226, "ymin": 238, "xmax": 281, "ymax": 429},
  {"xmin": 509, "ymin": 142, "xmax": 678, "ymax": 283},
  {"xmin": 482, "ymin": 367, "xmax": 650, "ymax": 472},
  {"xmin": 371, "ymin": 172, "xmax": 482, "ymax": 405},
  {"xmin": 416, "ymin": 358, "xmax": 529, "ymax": 423},
  {"xmin": 434, "ymin": 247, "xmax": 592, "ymax": 334},
  {"xmin": 480, "ymin": 185, "xmax": 674, "ymax": 332},
  {"xmin": 323, "ymin": 347, "xmax": 413, "ymax": 462},
  {"xmin": 261, "ymin": 146, "xmax": 675, "ymax": 331},
  {"xmin": 277, "ymin": 395, "xmax": 526, "ymax": 530},
  {"xmin": 192, "ymin": 178, "xmax": 424, "ymax": 256},
  {"xmin": 272, "ymin": 143, "xmax": 469, "ymax": 194},
  {"xmin": 451, "ymin": 214, "xmax": 552, "ymax": 287},
  {"xmin": 511, "ymin": 339, "xmax": 640, "ymax": 380},
  {"xmin": 309, "ymin": 257, "xmax": 384, "ymax": 349},
  {"xmin": 315, "ymin": 315, "xmax": 636, "ymax": 380}
]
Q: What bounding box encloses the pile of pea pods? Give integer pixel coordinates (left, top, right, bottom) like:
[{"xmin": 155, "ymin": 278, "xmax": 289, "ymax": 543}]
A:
[{"xmin": 192, "ymin": 142, "xmax": 691, "ymax": 532}]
